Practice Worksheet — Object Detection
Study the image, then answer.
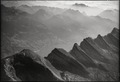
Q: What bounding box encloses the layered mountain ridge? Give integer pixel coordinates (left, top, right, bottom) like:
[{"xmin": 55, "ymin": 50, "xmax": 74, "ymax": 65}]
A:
[
  {"xmin": 45, "ymin": 27, "xmax": 119, "ymax": 81},
  {"xmin": 45, "ymin": 48, "xmax": 89, "ymax": 78},
  {"xmin": 2, "ymin": 27, "xmax": 119, "ymax": 81},
  {"xmin": 1, "ymin": 3, "xmax": 119, "ymax": 81},
  {"xmin": 1, "ymin": 4, "xmax": 118, "ymax": 58}
]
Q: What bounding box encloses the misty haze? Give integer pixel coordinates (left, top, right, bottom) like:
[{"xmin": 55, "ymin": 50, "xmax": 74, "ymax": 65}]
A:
[{"xmin": 1, "ymin": 1, "xmax": 119, "ymax": 81}]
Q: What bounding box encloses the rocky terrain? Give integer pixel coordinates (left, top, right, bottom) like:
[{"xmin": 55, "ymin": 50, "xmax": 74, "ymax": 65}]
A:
[{"xmin": 1, "ymin": 28, "xmax": 119, "ymax": 81}]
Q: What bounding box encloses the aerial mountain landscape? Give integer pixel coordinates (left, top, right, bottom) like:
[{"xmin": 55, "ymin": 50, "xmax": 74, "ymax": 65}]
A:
[
  {"xmin": 1, "ymin": 27, "xmax": 119, "ymax": 81},
  {"xmin": 1, "ymin": 1, "xmax": 119, "ymax": 81}
]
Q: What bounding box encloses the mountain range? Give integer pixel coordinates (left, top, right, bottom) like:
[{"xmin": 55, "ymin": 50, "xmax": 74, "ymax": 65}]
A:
[
  {"xmin": 2, "ymin": 4, "xmax": 118, "ymax": 58},
  {"xmin": 1, "ymin": 3, "xmax": 119, "ymax": 81},
  {"xmin": 2, "ymin": 28, "xmax": 119, "ymax": 81},
  {"xmin": 1, "ymin": 27, "xmax": 119, "ymax": 81},
  {"xmin": 99, "ymin": 9, "xmax": 119, "ymax": 23}
]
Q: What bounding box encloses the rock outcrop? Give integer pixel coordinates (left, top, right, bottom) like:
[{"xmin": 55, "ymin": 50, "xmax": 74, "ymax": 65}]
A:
[
  {"xmin": 104, "ymin": 33, "xmax": 119, "ymax": 48},
  {"xmin": 80, "ymin": 37, "xmax": 109, "ymax": 64},
  {"xmin": 70, "ymin": 43, "xmax": 107, "ymax": 72},
  {"xmin": 94, "ymin": 34, "xmax": 112, "ymax": 51},
  {"xmin": 46, "ymin": 27, "xmax": 119, "ymax": 81},
  {"xmin": 111, "ymin": 28, "xmax": 119, "ymax": 39},
  {"xmin": 1, "ymin": 49, "xmax": 61, "ymax": 81},
  {"xmin": 70, "ymin": 43, "xmax": 96, "ymax": 68},
  {"xmin": 45, "ymin": 48, "xmax": 89, "ymax": 78}
]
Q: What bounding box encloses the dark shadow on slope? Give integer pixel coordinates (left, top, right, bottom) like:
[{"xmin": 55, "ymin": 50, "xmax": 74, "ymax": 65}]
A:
[
  {"xmin": 45, "ymin": 48, "xmax": 89, "ymax": 78},
  {"xmin": 1, "ymin": 49, "xmax": 60, "ymax": 81}
]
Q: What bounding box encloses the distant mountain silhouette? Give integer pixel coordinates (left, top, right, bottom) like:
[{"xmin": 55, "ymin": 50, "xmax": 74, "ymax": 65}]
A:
[
  {"xmin": 73, "ymin": 3, "xmax": 89, "ymax": 7},
  {"xmin": 99, "ymin": 9, "xmax": 119, "ymax": 23}
]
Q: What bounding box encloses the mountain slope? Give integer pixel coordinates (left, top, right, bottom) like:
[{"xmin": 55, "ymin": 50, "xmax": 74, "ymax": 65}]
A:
[
  {"xmin": 46, "ymin": 27, "xmax": 119, "ymax": 81},
  {"xmin": 45, "ymin": 48, "xmax": 89, "ymax": 78},
  {"xmin": 70, "ymin": 43, "xmax": 97, "ymax": 68},
  {"xmin": 2, "ymin": 28, "xmax": 119, "ymax": 81},
  {"xmin": 1, "ymin": 49, "xmax": 61, "ymax": 81}
]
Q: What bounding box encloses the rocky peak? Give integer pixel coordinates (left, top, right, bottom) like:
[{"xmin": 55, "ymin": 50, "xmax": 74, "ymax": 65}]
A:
[
  {"xmin": 70, "ymin": 43, "xmax": 97, "ymax": 68},
  {"xmin": 48, "ymin": 48, "xmax": 74, "ymax": 59},
  {"xmin": 46, "ymin": 48, "xmax": 89, "ymax": 78},
  {"xmin": 104, "ymin": 33, "xmax": 119, "ymax": 48},
  {"xmin": 111, "ymin": 27, "xmax": 119, "ymax": 38},
  {"xmin": 94, "ymin": 34, "xmax": 111, "ymax": 50},
  {"xmin": 2, "ymin": 49, "xmax": 61, "ymax": 81},
  {"xmin": 72, "ymin": 43, "xmax": 79, "ymax": 50}
]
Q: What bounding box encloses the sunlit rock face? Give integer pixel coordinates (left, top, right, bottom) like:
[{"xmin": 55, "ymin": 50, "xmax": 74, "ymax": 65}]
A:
[{"xmin": 1, "ymin": 49, "xmax": 61, "ymax": 81}]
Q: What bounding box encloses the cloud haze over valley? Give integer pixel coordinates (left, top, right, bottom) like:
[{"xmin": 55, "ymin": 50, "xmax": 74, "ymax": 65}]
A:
[
  {"xmin": 1, "ymin": 0, "xmax": 119, "ymax": 81},
  {"xmin": 1, "ymin": 1, "xmax": 119, "ymax": 57}
]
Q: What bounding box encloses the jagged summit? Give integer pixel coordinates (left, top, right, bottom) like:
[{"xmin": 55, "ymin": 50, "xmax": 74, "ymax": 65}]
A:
[
  {"xmin": 71, "ymin": 43, "xmax": 81, "ymax": 52},
  {"xmin": 46, "ymin": 47, "xmax": 89, "ymax": 78},
  {"xmin": 70, "ymin": 43, "xmax": 97, "ymax": 68},
  {"xmin": 2, "ymin": 28, "xmax": 119, "ymax": 81},
  {"xmin": 111, "ymin": 27, "xmax": 119, "ymax": 38},
  {"xmin": 94, "ymin": 34, "xmax": 111, "ymax": 50},
  {"xmin": 97, "ymin": 34, "xmax": 102, "ymax": 38},
  {"xmin": 112, "ymin": 27, "xmax": 119, "ymax": 32},
  {"xmin": 48, "ymin": 48, "xmax": 74, "ymax": 59},
  {"xmin": 104, "ymin": 33, "xmax": 119, "ymax": 48}
]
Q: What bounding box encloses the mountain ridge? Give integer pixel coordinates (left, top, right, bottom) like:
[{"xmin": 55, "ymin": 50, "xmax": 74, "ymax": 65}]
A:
[
  {"xmin": 2, "ymin": 27, "xmax": 119, "ymax": 81},
  {"xmin": 1, "ymin": 3, "xmax": 119, "ymax": 81}
]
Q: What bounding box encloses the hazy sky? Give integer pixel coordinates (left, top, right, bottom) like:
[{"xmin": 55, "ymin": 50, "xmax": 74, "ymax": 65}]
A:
[
  {"xmin": 2, "ymin": 1, "xmax": 119, "ymax": 16},
  {"xmin": 2, "ymin": 1, "xmax": 119, "ymax": 10}
]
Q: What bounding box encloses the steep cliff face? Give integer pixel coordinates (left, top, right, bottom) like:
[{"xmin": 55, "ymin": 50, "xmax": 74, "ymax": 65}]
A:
[
  {"xmin": 94, "ymin": 34, "xmax": 112, "ymax": 50},
  {"xmin": 70, "ymin": 43, "xmax": 107, "ymax": 72},
  {"xmin": 70, "ymin": 43, "xmax": 96, "ymax": 68},
  {"xmin": 45, "ymin": 48, "xmax": 89, "ymax": 78},
  {"xmin": 80, "ymin": 37, "xmax": 109, "ymax": 64},
  {"xmin": 111, "ymin": 28, "xmax": 119, "ymax": 39},
  {"xmin": 46, "ymin": 27, "xmax": 119, "ymax": 81},
  {"xmin": 94, "ymin": 34, "xmax": 118, "ymax": 60},
  {"xmin": 104, "ymin": 33, "xmax": 119, "ymax": 48},
  {"xmin": 1, "ymin": 49, "xmax": 61, "ymax": 81}
]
